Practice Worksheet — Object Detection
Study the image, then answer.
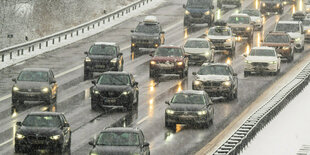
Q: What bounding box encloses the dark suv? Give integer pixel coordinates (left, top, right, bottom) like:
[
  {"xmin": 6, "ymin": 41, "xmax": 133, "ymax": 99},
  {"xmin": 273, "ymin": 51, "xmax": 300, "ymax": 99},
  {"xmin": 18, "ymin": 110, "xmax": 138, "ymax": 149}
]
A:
[
  {"xmin": 84, "ymin": 42, "xmax": 123, "ymax": 80},
  {"xmin": 183, "ymin": 0, "xmax": 215, "ymax": 27},
  {"xmin": 260, "ymin": 0, "xmax": 284, "ymax": 14},
  {"xmin": 217, "ymin": 0, "xmax": 241, "ymax": 9},
  {"xmin": 90, "ymin": 71, "xmax": 139, "ymax": 111},
  {"xmin": 131, "ymin": 16, "xmax": 165, "ymax": 56},
  {"xmin": 89, "ymin": 127, "xmax": 150, "ymax": 155},
  {"xmin": 15, "ymin": 112, "xmax": 71, "ymax": 153},
  {"xmin": 12, "ymin": 68, "xmax": 58, "ymax": 106}
]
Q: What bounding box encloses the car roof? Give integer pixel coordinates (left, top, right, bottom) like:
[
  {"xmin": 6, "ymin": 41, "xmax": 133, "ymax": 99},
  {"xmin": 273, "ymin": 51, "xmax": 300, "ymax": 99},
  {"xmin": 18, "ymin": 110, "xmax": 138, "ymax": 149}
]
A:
[
  {"xmin": 94, "ymin": 42, "xmax": 118, "ymax": 46},
  {"xmin": 102, "ymin": 71, "xmax": 130, "ymax": 75},
  {"xmin": 277, "ymin": 20, "xmax": 300, "ymax": 24},
  {"xmin": 230, "ymin": 13, "xmax": 250, "ymax": 18},
  {"xmin": 176, "ymin": 90, "xmax": 205, "ymax": 95},
  {"xmin": 202, "ymin": 62, "xmax": 230, "ymax": 67},
  {"xmin": 251, "ymin": 46, "xmax": 275, "ymax": 50},
  {"xmin": 28, "ymin": 111, "xmax": 62, "ymax": 116},
  {"xmin": 22, "ymin": 68, "xmax": 50, "ymax": 72},
  {"xmin": 102, "ymin": 127, "xmax": 141, "ymax": 133},
  {"xmin": 143, "ymin": 16, "xmax": 158, "ymax": 24}
]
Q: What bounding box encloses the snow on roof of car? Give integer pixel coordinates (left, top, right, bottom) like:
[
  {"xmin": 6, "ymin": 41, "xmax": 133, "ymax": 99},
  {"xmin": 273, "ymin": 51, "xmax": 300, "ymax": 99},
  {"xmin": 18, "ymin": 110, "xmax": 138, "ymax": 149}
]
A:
[
  {"xmin": 143, "ymin": 16, "xmax": 158, "ymax": 23},
  {"xmin": 277, "ymin": 20, "xmax": 300, "ymax": 24},
  {"xmin": 94, "ymin": 42, "xmax": 117, "ymax": 46},
  {"xmin": 251, "ymin": 46, "xmax": 275, "ymax": 50}
]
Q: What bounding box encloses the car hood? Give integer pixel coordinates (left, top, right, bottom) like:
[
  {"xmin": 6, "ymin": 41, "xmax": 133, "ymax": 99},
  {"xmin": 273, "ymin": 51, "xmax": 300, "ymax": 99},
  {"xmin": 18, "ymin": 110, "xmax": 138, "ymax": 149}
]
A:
[
  {"xmin": 195, "ymin": 74, "xmax": 230, "ymax": 82},
  {"xmin": 91, "ymin": 146, "xmax": 141, "ymax": 155},
  {"xmin": 246, "ymin": 56, "xmax": 277, "ymax": 62},
  {"xmin": 287, "ymin": 32, "xmax": 301, "ymax": 39},
  {"xmin": 18, "ymin": 126, "xmax": 61, "ymax": 136},
  {"xmin": 95, "ymin": 85, "xmax": 131, "ymax": 92},
  {"xmin": 88, "ymin": 55, "xmax": 115, "ymax": 61},
  {"xmin": 151, "ymin": 56, "xmax": 184, "ymax": 62},
  {"xmin": 15, "ymin": 81, "xmax": 49, "ymax": 90},
  {"xmin": 168, "ymin": 104, "xmax": 206, "ymax": 112},
  {"xmin": 262, "ymin": 42, "xmax": 290, "ymax": 47},
  {"xmin": 227, "ymin": 23, "xmax": 250, "ymax": 28},
  {"xmin": 132, "ymin": 32, "xmax": 158, "ymax": 39},
  {"xmin": 184, "ymin": 48, "xmax": 211, "ymax": 54},
  {"xmin": 207, "ymin": 35, "xmax": 231, "ymax": 40},
  {"xmin": 186, "ymin": 7, "xmax": 210, "ymax": 13}
]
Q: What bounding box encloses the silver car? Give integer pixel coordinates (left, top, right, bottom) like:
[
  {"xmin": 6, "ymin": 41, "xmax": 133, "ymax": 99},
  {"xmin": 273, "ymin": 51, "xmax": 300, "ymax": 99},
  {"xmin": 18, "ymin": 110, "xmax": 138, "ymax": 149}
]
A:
[{"xmin": 183, "ymin": 38, "xmax": 214, "ymax": 64}]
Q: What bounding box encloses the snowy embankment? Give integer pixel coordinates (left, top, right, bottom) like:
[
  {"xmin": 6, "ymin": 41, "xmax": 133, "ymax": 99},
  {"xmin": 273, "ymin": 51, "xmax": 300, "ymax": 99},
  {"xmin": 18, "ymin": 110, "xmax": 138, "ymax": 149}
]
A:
[{"xmin": 241, "ymin": 83, "xmax": 310, "ymax": 155}]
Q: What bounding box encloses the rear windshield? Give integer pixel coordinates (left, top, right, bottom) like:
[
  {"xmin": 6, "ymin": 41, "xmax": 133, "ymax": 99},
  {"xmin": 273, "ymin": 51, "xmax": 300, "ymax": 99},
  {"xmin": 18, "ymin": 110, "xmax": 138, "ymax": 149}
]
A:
[
  {"xmin": 17, "ymin": 71, "xmax": 48, "ymax": 82},
  {"xmin": 240, "ymin": 10, "xmax": 260, "ymax": 17},
  {"xmin": 89, "ymin": 45, "xmax": 117, "ymax": 55},
  {"xmin": 249, "ymin": 49, "xmax": 276, "ymax": 56},
  {"xmin": 155, "ymin": 47, "xmax": 183, "ymax": 57},
  {"xmin": 184, "ymin": 40, "xmax": 209, "ymax": 48},
  {"xmin": 208, "ymin": 28, "xmax": 231, "ymax": 36}
]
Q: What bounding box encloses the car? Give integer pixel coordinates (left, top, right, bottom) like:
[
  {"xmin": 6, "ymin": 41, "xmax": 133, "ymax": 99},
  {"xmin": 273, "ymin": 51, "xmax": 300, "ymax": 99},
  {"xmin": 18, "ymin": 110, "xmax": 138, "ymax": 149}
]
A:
[
  {"xmin": 292, "ymin": 11, "xmax": 306, "ymax": 21},
  {"xmin": 261, "ymin": 32, "xmax": 295, "ymax": 62},
  {"xmin": 15, "ymin": 112, "xmax": 71, "ymax": 153},
  {"xmin": 90, "ymin": 71, "xmax": 139, "ymax": 111},
  {"xmin": 192, "ymin": 63, "xmax": 238, "ymax": 99},
  {"xmin": 84, "ymin": 42, "xmax": 124, "ymax": 80},
  {"xmin": 164, "ymin": 90, "xmax": 214, "ymax": 128},
  {"xmin": 303, "ymin": 16, "xmax": 310, "ymax": 42},
  {"xmin": 207, "ymin": 24, "xmax": 236, "ymax": 56},
  {"xmin": 227, "ymin": 13, "xmax": 254, "ymax": 43},
  {"xmin": 306, "ymin": 0, "xmax": 310, "ymax": 14},
  {"xmin": 217, "ymin": 0, "xmax": 241, "ymax": 9},
  {"xmin": 183, "ymin": 38, "xmax": 215, "ymax": 64},
  {"xmin": 240, "ymin": 9, "xmax": 263, "ymax": 30},
  {"xmin": 130, "ymin": 16, "xmax": 165, "ymax": 55},
  {"xmin": 260, "ymin": 0, "xmax": 284, "ymax": 14},
  {"xmin": 183, "ymin": 0, "xmax": 215, "ymax": 27},
  {"xmin": 88, "ymin": 127, "xmax": 150, "ymax": 155},
  {"xmin": 274, "ymin": 21, "xmax": 305, "ymax": 52},
  {"xmin": 11, "ymin": 68, "xmax": 58, "ymax": 106},
  {"xmin": 149, "ymin": 45, "xmax": 189, "ymax": 78},
  {"xmin": 244, "ymin": 47, "xmax": 281, "ymax": 76}
]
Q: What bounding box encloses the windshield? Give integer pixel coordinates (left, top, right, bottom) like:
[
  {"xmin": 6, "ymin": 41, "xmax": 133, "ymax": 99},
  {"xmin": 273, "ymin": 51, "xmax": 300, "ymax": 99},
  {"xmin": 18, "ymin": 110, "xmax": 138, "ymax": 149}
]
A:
[
  {"xmin": 303, "ymin": 20, "xmax": 310, "ymax": 26},
  {"xmin": 96, "ymin": 132, "xmax": 140, "ymax": 146},
  {"xmin": 184, "ymin": 40, "xmax": 209, "ymax": 48},
  {"xmin": 98, "ymin": 74, "xmax": 130, "ymax": 86},
  {"xmin": 89, "ymin": 45, "xmax": 116, "ymax": 55},
  {"xmin": 135, "ymin": 24, "xmax": 159, "ymax": 34},
  {"xmin": 227, "ymin": 16, "xmax": 250, "ymax": 24},
  {"xmin": 171, "ymin": 93, "xmax": 205, "ymax": 104},
  {"xmin": 23, "ymin": 115, "xmax": 61, "ymax": 127},
  {"xmin": 198, "ymin": 65, "xmax": 231, "ymax": 75},
  {"xmin": 155, "ymin": 47, "xmax": 183, "ymax": 57},
  {"xmin": 186, "ymin": 0, "xmax": 212, "ymax": 8},
  {"xmin": 265, "ymin": 35, "xmax": 290, "ymax": 43},
  {"xmin": 275, "ymin": 23, "xmax": 300, "ymax": 32},
  {"xmin": 17, "ymin": 71, "xmax": 48, "ymax": 82},
  {"xmin": 208, "ymin": 28, "xmax": 231, "ymax": 36},
  {"xmin": 249, "ymin": 49, "xmax": 276, "ymax": 56},
  {"xmin": 240, "ymin": 10, "xmax": 260, "ymax": 17}
]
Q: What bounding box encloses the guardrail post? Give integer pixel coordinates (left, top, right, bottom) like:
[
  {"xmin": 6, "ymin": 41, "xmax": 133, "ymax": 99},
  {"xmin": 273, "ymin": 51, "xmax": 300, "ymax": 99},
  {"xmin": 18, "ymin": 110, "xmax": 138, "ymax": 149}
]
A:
[
  {"xmin": 76, "ymin": 30, "xmax": 79, "ymax": 36},
  {"xmin": 103, "ymin": 19, "xmax": 105, "ymax": 24},
  {"xmin": 65, "ymin": 34, "xmax": 67, "ymax": 40},
  {"xmin": 46, "ymin": 41, "xmax": 48, "ymax": 47},
  {"xmin": 71, "ymin": 32, "xmax": 73, "ymax": 37},
  {"xmin": 1, "ymin": 54, "xmax": 4, "ymax": 62},
  {"xmin": 113, "ymin": 15, "xmax": 115, "ymax": 20},
  {"xmin": 98, "ymin": 22, "xmax": 100, "ymax": 26},
  {"xmin": 21, "ymin": 49, "xmax": 23, "ymax": 55},
  {"xmin": 10, "ymin": 52, "xmax": 12, "ymax": 59},
  {"xmin": 52, "ymin": 38, "xmax": 55, "ymax": 44},
  {"xmin": 122, "ymin": 11, "xmax": 124, "ymax": 16},
  {"xmin": 32, "ymin": 45, "xmax": 34, "ymax": 51},
  {"xmin": 17, "ymin": 50, "xmax": 20, "ymax": 56},
  {"xmin": 117, "ymin": 13, "xmax": 119, "ymax": 18},
  {"xmin": 59, "ymin": 36, "xmax": 61, "ymax": 42},
  {"xmin": 28, "ymin": 47, "xmax": 31, "ymax": 52},
  {"xmin": 93, "ymin": 24, "xmax": 95, "ymax": 28},
  {"xmin": 39, "ymin": 43, "xmax": 41, "ymax": 49},
  {"xmin": 108, "ymin": 17, "xmax": 110, "ymax": 22}
]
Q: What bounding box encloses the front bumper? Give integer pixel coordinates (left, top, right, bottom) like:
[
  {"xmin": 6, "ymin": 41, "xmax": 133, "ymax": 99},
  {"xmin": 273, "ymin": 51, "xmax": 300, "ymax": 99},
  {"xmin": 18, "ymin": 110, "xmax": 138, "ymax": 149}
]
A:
[
  {"xmin": 184, "ymin": 14, "xmax": 212, "ymax": 24},
  {"xmin": 165, "ymin": 113, "xmax": 208, "ymax": 124},
  {"xmin": 15, "ymin": 137, "xmax": 61, "ymax": 150},
  {"xmin": 244, "ymin": 62, "xmax": 278, "ymax": 73},
  {"xmin": 84, "ymin": 62, "xmax": 118, "ymax": 72},
  {"xmin": 187, "ymin": 53, "xmax": 212, "ymax": 63},
  {"xmin": 150, "ymin": 64, "xmax": 185, "ymax": 75},
  {"xmin": 131, "ymin": 39, "xmax": 160, "ymax": 48},
  {"xmin": 12, "ymin": 91, "xmax": 50, "ymax": 102},
  {"xmin": 192, "ymin": 83, "xmax": 232, "ymax": 97},
  {"xmin": 91, "ymin": 93, "xmax": 133, "ymax": 108}
]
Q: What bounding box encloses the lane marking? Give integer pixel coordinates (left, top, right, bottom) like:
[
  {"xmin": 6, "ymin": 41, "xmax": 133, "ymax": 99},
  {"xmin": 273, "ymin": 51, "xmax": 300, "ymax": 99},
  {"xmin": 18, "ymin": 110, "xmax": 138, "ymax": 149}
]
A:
[
  {"xmin": 0, "ymin": 138, "xmax": 12, "ymax": 147},
  {"xmin": 137, "ymin": 116, "xmax": 149, "ymax": 125}
]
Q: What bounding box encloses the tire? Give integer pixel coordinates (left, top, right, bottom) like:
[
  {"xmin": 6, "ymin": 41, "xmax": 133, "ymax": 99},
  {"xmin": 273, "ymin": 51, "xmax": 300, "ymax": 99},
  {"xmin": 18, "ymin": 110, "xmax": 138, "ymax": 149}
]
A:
[
  {"xmin": 287, "ymin": 55, "xmax": 294, "ymax": 62},
  {"xmin": 84, "ymin": 69, "xmax": 92, "ymax": 81},
  {"xmin": 244, "ymin": 71, "xmax": 250, "ymax": 77},
  {"xmin": 131, "ymin": 46, "xmax": 139, "ymax": 57},
  {"xmin": 12, "ymin": 98, "xmax": 18, "ymax": 106},
  {"xmin": 91, "ymin": 100, "xmax": 99, "ymax": 111},
  {"xmin": 165, "ymin": 121, "xmax": 175, "ymax": 129},
  {"xmin": 149, "ymin": 70, "xmax": 157, "ymax": 78},
  {"xmin": 184, "ymin": 18, "xmax": 190, "ymax": 27},
  {"xmin": 67, "ymin": 137, "xmax": 71, "ymax": 151},
  {"xmin": 227, "ymin": 92, "xmax": 234, "ymax": 101},
  {"xmin": 56, "ymin": 143, "xmax": 65, "ymax": 153},
  {"xmin": 14, "ymin": 144, "xmax": 23, "ymax": 153},
  {"xmin": 179, "ymin": 71, "xmax": 185, "ymax": 79}
]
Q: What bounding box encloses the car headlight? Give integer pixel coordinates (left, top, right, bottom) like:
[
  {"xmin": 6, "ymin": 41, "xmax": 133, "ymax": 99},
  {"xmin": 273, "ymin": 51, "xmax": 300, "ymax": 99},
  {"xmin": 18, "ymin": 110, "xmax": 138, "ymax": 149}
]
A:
[
  {"xmin": 245, "ymin": 60, "xmax": 251, "ymax": 64},
  {"xmin": 50, "ymin": 135, "xmax": 60, "ymax": 140},
  {"xmin": 205, "ymin": 51, "xmax": 210, "ymax": 57},
  {"xmin": 256, "ymin": 19, "xmax": 261, "ymax": 23},
  {"xmin": 262, "ymin": 3, "xmax": 266, "ymax": 7},
  {"xmin": 150, "ymin": 60, "xmax": 156, "ymax": 65},
  {"xmin": 282, "ymin": 46, "xmax": 290, "ymax": 50},
  {"xmin": 16, "ymin": 133, "xmax": 25, "ymax": 139},
  {"xmin": 94, "ymin": 90, "xmax": 100, "ymax": 94},
  {"xmin": 276, "ymin": 3, "xmax": 280, "ymax": 7},
  {"xmin": 226, "ymin": 39, "xmax": 231, "ymax": 42},
  {"xmin": 295, "ymin": 37, "xmax": 301, "ymax": 42},
  {"xmin": 41, "ymin": 87, "xmax": 49, "ymax": 93},
  {"xmin": 166, "ymin": 109, "xmax": 175, "ymax": 115},
  {"xmin": 194, "ymin": 80, "xmax": 202, "ymax": 86},
  {"xmin": 177, "ymin": 62, "xmax": 183, "ymax": 66},
  {"xmin": 13, "ymin": 86, "xmax": 19, "ymax": 92},
  {"xmin": 204, "ymin": 11, "xmax": 210, "ymax": 15},
  {"xmin": 85, "ymin": 57, "xmax": 91, "ymax": 62},
  {"xmin": 90, "ymin": 152, "xmax": 98, "ymax": 155},
  {"xmin": 197, "ymin": 110, "xmax": 207, "ymax": 115},
  {"xmin": 222, "ymin": 81, "xmax": 231, "ymax": 87},
  {"xmin": 110, "ymin": 58, "xmax": 117, "ymax": 63},
  {"xmin": 307, "ymin": 29, "xmax": 310, "ymax": 34},
  {"xmin": 185, "ymin": 10, "xmax": 190, "ymax": 15},
  {"xmin": 122, "ymin": 91, "xmax": 130, "ymax": 95},
  {"xmin": 246, "ymin": 27, "xmax": 251, "ymax": 31},
  {"xmin": 307, "ymin": 8, "xmax": 310, "ymax": 11},
  {"xmin": 269, "ymin": 61, "xmax": 277, "ymax": 64}
]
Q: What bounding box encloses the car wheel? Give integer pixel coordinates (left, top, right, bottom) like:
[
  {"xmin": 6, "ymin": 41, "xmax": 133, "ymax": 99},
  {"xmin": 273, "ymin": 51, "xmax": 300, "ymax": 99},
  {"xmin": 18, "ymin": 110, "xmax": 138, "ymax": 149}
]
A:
[
  {"xmin": 135, "ymin": 93, "xmax": 139, "ymax": 105},
  {"xmin": 165, "ymin": 121, "xmax": 175, "ymax": 129},
  {"xmin": 91, "ymin": 100, "xmax": 99, "ymax": 111},
  {"xmin": 131, "ymin": 46, "xmax": 139, "ymax": 57},
  {"xmin": 227, "ymin": 92, "xmax": 234, "ymax": 101},
  {"xmin": 12, "ymin": 98, "xmax": 18, "ymax": 106},
  {"xmin": 288, "ymin": 55, "xmax": 294, "ymax": 62},
  {"xmin": 149, "ymin": 70, "xmax": 157, "ymax": 78},
  {"xmin": 179, "ymin": 71, "xmax": 185, "ymax": 79},
  {"xmin": 84, "ymin": 69, "xmax": 92, "ymax": 81},
  {"xmin": 14, "ymin": 144, "xmax": 23, "ymax": 153},
  {"xmin": 67, "ymin": 137, "xmax": 71, "ymax": 151},
  {"xmin": 234, "ymin": 88, "xmax": 238, "ymax": 99},
  {"xmin": 244, "ymin": 71, "xmax": 250, "ymax": 77},
  {"xmin": 184, "ymin": 19, "xmax": 190, "ymax": 27},
  {"xmin": 56, "ymin": 143, "xmax": 65, "ymax": 153}
]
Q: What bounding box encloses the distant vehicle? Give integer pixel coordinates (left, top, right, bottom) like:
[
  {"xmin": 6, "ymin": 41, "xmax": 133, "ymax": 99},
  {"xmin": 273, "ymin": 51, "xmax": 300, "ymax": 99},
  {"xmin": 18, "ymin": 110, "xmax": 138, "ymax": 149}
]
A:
[
  {"xmin": 292, "ymin": 11, "xmax": 306, "ymax": 21},
  {"xmin": 240, "ymin": 9, "xmax": 263, "ymax": 30},
  {"xmin": 260, "ymin": 0, "xmax": 284, "ymax": 14},
  {"xmin": 164, "ymin": 90, "xmax": 214, "ymax": 128},
  {"xmin": 244, "ymin": 47, "xmax": 281, "ymax": 77},
  {"xmin": 90, "ymin": 71, "xmax": 139, "ymax": 111},
  {"xmin": 192, "ymin": 63, "xmax": 238, "ymax": 99},
  {"xmin": 262, "ymin": 32, "xmax": 295, "ymax": 62},
  {"xmin": 84, "ymin": 42, "xmax": 123, "ymax": 80},
  {"xmin": 183, "ymin": 38, "xmax": 215, "ymax": 64},
  {"xmin": 149, "ymin": 45, "xmax": 189, "ymax": 78},
  {"xmin": 227, "ymin": 13, "xmax": 254, "ymax": 43},
  {"xmin": 183, "ymin": 0, "xmax": 215, "ymax": 27},
  {"xmin": 302, "ymin": 16, "xmax": 310, "ymax": 42},
  {"xmin": 15, "ymin": 112, "xmax": 71, "ymax": 153},
  {"xmin": 306, "ymin": 0, "xmax": 310, "ymax": 13},
  {"xmin": 130, "ymin": 16, "xmax": 165, "ymax": 55},
  {"xmin": 217, "ymin": 0, "xmax": 241, "ymax": 9},
  {"xmin": 274, "ymin": 21, "xmax": 305, "ymax": 52},
  {"xmin": 89, "ymin": 127, "xmax": 150, "ymax": 155},
  {"xmin": 11, "ymin": 68, "xmax": 58, "ymax": 106},
  {"xmin": 207, "ymin": 24, "xmax": 236, "ymax": 56}
]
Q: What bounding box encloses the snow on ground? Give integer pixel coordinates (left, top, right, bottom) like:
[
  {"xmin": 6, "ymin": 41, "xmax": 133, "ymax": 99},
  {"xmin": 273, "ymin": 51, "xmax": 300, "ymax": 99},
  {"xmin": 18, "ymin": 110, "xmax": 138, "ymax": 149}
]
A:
[{"xmin": 241, "ymin": 83, "xmax": 310, "ymax": 155}]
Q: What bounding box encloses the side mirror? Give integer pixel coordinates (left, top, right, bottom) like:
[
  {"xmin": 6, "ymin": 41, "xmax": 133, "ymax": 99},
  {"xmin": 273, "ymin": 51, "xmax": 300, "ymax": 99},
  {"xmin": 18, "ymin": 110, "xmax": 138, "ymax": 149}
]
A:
[
  {"xmin": 233, "ymin": 73, "xmax": 238, "ymax": 76},
  {"xmin": 133, "ymin": 81, "xmax": 139, "ymax": 86},
  {"xmin": 50, "ymin": 79, "xmax": 56, "ymax": 84},
  {"xmin": 183, "ymin": 4, "xmax": 186, "ymax": 9},
  {"xmin": 242, "ymin": 53, "xmax": 247, "ymax": 57},
  {"xmin": 16, "ymin": 122, "xmax": 22, "ymax": 126},
  {"xmin": 84, "ymin": 51, "xmax": 88, "ymax": 55},
  {"xmin": 192, "ymin": 72, "xmax": 197, "ymax": 75},
  {"xmin": 91, "ymin": 80, "xmax": 97, "ymax": 85},
  {"xmin": 250, "ymin": 21, "xmax": 255, "ymax": 25},
  {"xmin": 12, "ymin": 78, "xmax": 16, "ymax": 83},
  {"xmin": 64, "ymin": 123, "xmax": 70, "ymax": 127},
  {"xmin": 118, "ymin": 53, "xmax": 123, "ymax": 56},
  {"xmin": 149, "ymin": 53, "xmax": 154, "ymax": 57},
  {"xmin": 165, "ymin": 101, "xmax": 170, "ymax": 105},
  {"xmin": 131, "ymin": 30, "xmax": 134, "ymax": 33},
  {"xmin": 143, "ymin": 142, "xmax": 150, "ymax": 147},
  {"xmin": 88, "ymin": 140, "xmax": 95, "ymax": 146}
]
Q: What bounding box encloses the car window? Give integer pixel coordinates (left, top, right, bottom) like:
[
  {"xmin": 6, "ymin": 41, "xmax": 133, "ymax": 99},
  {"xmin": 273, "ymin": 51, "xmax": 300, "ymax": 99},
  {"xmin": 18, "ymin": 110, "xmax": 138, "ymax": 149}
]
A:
[
  {"xmin": 89, "ymin": 45, "xmax": 117, "ymax": 55},
  {"xmin": 227, "ymin": 16, "xmax": 250, "ymax": 24},
  {"xmin": 23, "ymin": 115, "xmax": 61, "ymax": 127},
  {"xmin": 135, "ymin": 24, "xmax": 160, "ymax": 34},
  {"xmin": 155, "ymin": 47, "xmax": 182, "ymax": 57},
  {"xmin": 208, "ymin": 28, "xmax": 231, "ymax": 36},
  {"xmin": 275, "ymin": 23, "xmax": 300, "ymax": 32},
  {"xmin": 171, "ymin": 93, "xmax": 205, "ymax": 104},
  {"xmin": 249, "ymin": 49, "xmax": 276, "ymax": 56},
  {"xmin": 98, "ymin": 74, "xmax": 130, "ymax": 86},
  {"xmin": 198, "ymin": 65, "xmax": 231, "ymax": 75},
  {"xmin": 184, "ymin": 40, "xmax": 209, "ymax": 48},
  {"xmin": 96, "ymin": 132, "xmax": 140, "ymax": 146},
  {"xmin": 17, "ymin": 71, "xmax": 49, "ymax": 82},
  {"xmin": 265, "ymin": 35, "xmax": 290, "ymax": 43}
]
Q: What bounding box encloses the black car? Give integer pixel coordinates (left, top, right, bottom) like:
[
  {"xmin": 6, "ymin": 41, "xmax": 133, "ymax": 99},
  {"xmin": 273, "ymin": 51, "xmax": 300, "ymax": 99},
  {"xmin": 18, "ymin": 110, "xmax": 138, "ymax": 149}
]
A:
[
  {"xmin": 183, "ymin": 0, "xmax": 215, "ymax": 27},
  {"xmin": 12, "ymin": 68, "xmax": 58, "ymax": 106},
  {"xmin": 84, "ymin": 42, "xmax": 124, "ymax": 80},
  {"xmin": 165, "ymin": 90, "xmax": 214, "ymax": 128},
  {"xmin": 15, "ymin": 112, "xmax": 71, "ymax": 153},
  {"xmin": 130, "ymin": 16, "xmax": 165, "ymax": 56},
  {"xmin": 89, "ymin": 127, "xmax": 150, "ymax": 155},
  {"xmin": 90, "ymin": 71, "xmax": 139, "ymax": 111},
  {"xmin": 260, "ymin": 0, "xmax": 284, "ymax": 14}
]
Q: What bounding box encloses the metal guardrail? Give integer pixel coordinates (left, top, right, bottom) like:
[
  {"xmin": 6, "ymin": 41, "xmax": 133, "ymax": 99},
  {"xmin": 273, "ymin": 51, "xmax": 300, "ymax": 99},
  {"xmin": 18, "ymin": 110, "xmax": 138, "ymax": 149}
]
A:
[
  {"xmin": 0, "ymin": 0, "xmax": 153, "ymax": 64},
  {"xmin": 213, "ymin": 63, "xmax": 310, "ymax": 155}
]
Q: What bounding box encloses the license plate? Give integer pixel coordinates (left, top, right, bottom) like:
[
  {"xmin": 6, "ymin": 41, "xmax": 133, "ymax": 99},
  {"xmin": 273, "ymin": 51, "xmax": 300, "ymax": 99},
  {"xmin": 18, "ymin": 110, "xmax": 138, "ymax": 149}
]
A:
[
  {"xmin": 191, "ymin": 55, "xmax": 200, "ymax": 59},
  {"xmin": 27, "ymin": 94, "xmax": 35, "ymax": 97},
  {"xmin": 105, "ymin": 99, "xmax": 116, "ymax": 103},
  {"xmin": 96, "ymin": 65, "xmax": 105, "ymax": 68},
  {"xmin": 33, "ymin": 140, "xmax": 44, "ymax": 144}
]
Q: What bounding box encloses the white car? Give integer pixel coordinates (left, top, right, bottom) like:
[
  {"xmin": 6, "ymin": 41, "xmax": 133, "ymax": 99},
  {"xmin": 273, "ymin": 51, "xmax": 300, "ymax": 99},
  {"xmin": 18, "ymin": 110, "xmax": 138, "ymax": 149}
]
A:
[
  {"xmin": 306, "ymin": 0, "xmax": 310, "ymax": 14},
  {"xmin": 240, "ymin": 9, "xmax": 263, "ymax": 30},
  {"xmin": 207, "ymin": 26, "xmax": 236, "ymax": 56},
  {"xmin": 303, "ymin": 15, "xmax": 310, "ymax": 42},
  {"xmin": 183, "ymin": 38, "xmax": 214, "ymax": 64},
  {"xmin": 274, "ymin": 21, "xmax": 305, "ymax": 52},
  {"xmin": 244, "ymin": 47, "xmax": 281, "ymax": 77}
]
